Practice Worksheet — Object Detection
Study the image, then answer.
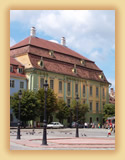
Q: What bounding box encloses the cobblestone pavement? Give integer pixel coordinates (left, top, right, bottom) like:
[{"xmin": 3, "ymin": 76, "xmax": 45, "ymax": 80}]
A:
[{"xmin": 10, "ymin": 128, "xmax": 115, "ymax": 150}]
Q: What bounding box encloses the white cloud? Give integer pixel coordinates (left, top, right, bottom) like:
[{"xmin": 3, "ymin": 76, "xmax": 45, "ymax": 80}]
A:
[
  {"xmin": 35, "ymin": 10, "xmax": 115, "ymax": 61},
  {"xmin": 10, "ymin": 10, "xmax": 115, "ymax": 89},
  {"xmin": 10, "ymin": 37, "xmax": 16, "ymax": 46},
  {"xmin": 10, "ymin": 10, "xmax": 115, "ymax": 62},
  {"xmin": 89, "ymin": 50, "xmax": 105, "ymax": 62},
  {"xmin": 49, "ymin": 40, "xmax": 59, "ymax": 44}
]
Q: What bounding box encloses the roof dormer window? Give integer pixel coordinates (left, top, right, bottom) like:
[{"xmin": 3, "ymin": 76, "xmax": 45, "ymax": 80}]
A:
[
  {"xmin": 80, "ymin": 59, "xmax": 86, "ymax": 66},
  {"xmin": 17, "ymin": 68, "xmax": 23, "ymax": 74},
  {"xmin": 10, "ymin": 66, "xmax": 13, "ymax": 72},
  {"xmin": 72, "ymin": 64, "xmax": 77, "ymax": 74},
  {"xmin": 49, "ymin": 50, "xmax": 54, "ymax": 57},
  {"xmin": 38, "ymin": 57, "xmax": 44, "ymax": 68},
  {"xmin": 99, "ymin": 72, "xmax": 104, "ymax": 80}
]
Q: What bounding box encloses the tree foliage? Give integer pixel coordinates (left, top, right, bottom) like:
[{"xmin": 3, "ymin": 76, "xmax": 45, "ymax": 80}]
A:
[
  {"xmin": 36, "ymin": 88, "xmax": 58, "ymax": 123},
  {"xmin": 10, "ymin": 90, "xmax": 40, "ymax": 124},
  {"xmin": 71, "ymin": 100, "xmax": 89, "ymax": 124},
  {"xmin": 103, "ymin": 103, "xmax": 115, "ymax": 121},
  {"xmin": 56, "ymin": 99, "xmax": 70, "ymax": 123}
]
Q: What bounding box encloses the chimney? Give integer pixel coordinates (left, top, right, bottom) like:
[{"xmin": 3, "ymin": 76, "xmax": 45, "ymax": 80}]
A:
[
  {"xmin": 61, "ymin": 37, "xmax": 66, "ymax": 46},
  {"xmin": 30, "ymin": 27, "xmax": 36, "ymax": 37}
]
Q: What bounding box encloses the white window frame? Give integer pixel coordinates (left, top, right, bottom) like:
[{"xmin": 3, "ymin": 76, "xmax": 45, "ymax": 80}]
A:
[
  {"xmin": 10, "ymin": 80, "xmax": 15, "ymax": 88},
  {"xmin": 20, "ymin": 81, "xmax": 24, "ymax": 89},
  {"xmin": 59, "ymin": 81, "xmax": 62, "ymax": 93},
  {"xmin": 50, "ymin": 79, "xmax": 54, "ymax": 90},
  {"xmin": 40, "ymin": 78, "xmax": 44, "ymax": 88}
]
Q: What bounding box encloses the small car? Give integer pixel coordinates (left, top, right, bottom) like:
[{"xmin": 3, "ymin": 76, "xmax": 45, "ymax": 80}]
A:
[{"xmin": 47, "ymin": 122, "xmax": 64, "ymax": 129}]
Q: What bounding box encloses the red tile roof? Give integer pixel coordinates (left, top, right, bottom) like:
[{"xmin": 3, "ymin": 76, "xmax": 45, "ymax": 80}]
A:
[
  {"xmin": 10, "ymin": 43, "xmax": 101, "ymax": 71},
  {"xmin": 28, "ymin": 54, "xmax": 108, "ymax": 83},
  {"xmin": 10, "ymin": 57, "xmax": 23, "ymax": 66},
  {"xmin": 10, "ymin": 72, "xmax": 26, "ymax": 79},
  {"xmin": 10, "ymin": 57, "xmax": 26, "ymax": 79},
  {"xmin": 10, "ymin": 36, "xmax": 109, "ymax": 83},
  {"xmin": 10, "ymin": 36, "xmax": 91, "ymax": 61}
]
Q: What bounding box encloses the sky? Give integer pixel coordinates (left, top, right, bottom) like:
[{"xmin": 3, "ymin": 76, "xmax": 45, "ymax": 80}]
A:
[{"xmin": 10, "ymin": 10, "xmax": 115, "ymax": 90}]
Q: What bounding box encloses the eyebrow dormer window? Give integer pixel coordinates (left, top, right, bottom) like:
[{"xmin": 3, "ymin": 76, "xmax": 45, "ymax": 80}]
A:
[
  {"xmin": 18, "ymin": 68, "xmax": 23, "ymax": 74},
  {"xmin": 49, "ymin": 50, "xmax": 54, "ymax": 57},
  {"xmin": 10, "ymin": 66, "xmax": 13, "ymax": 72},
  {"xmin": 99, "ymin": 72, "xmax": 104, "ymax": 80},
  {"xmin": 38, "ymin": 57, "xmax": 44, "ymax": 68},
  {"xmin": 72, "ymin": 64, "xmax": 77, "ymax": 74},
  {"xmin": 80, "ymin": 59, "xmax": 86, "ymax": 66}
]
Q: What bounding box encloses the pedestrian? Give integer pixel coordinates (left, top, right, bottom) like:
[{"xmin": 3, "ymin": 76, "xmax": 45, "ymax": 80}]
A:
[
  {"xmin": 84, "ymin": 122, "xmax": 87, "ymax": 128},
  {"xmin": 107, "ymin": 128, "xmax": 111, "ymax": 137}
]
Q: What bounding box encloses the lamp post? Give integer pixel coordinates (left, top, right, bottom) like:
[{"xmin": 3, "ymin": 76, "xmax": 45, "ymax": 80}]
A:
[
  {"xmin": 68, "ymin": 105, "xmax": 72, "ymax": 128},
  {"xmin": 17, "ymin": 90, "xmax": 22, "ymax": 139},
  {"xmin": 42, "ymin": 80, "xmax": 48, "ymax": 145},
  {"xmin": 76, "ymin": 94, "xmax": 79, "ymax": 137}
]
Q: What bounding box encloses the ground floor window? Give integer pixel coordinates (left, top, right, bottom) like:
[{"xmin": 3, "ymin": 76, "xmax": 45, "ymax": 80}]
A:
[
  {"xmin": 89, "ymin": 101, "xmax": 93, "ymax": 112},
  {"xmin": 20, "ymin": 81, "xmax": 24, "ymax": 89},
  {"xmin": 10, "ymin": 80, "xmax": 15, "ymax": 88},
  {"xmin": 90, "ymin": 117, "xmax": 92, "ymax": 123},
  {"xmin": 96, "ymin": 117, "xmax": 99, "ymax": 122},
  {"xmin": 59, "ymin": 81, "xmax": 62, "ymax": 93},
  {"xmin": 96, "ymin": 102, "xmax": 99, "ymax": 112},
  {"xmin": 50, "ymin": 79, "xmax": 54, "ymax": 90},
  {"xmin": 40, "ymin": 78, "xmax": 44, "ymax": 88}
]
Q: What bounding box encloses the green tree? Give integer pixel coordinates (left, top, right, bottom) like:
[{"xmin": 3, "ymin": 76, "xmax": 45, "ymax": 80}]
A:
[
  {"xmin": 56, "ymin": 99, "xmax": 70, "ymax": 123},
  {"xmin": 103, "ymin": 103, "xmax": 115, "ymax": 121},
  {"xmin": 36, "ymin": 88, "xmax": 58, "ymax": 123},
  {"xmin": 10, "ymin": 90, "xmax": 40, "ymax": 127},
  {"xmin": 71, "ymin": 100, "xmax": 89, "ymax": 124}
]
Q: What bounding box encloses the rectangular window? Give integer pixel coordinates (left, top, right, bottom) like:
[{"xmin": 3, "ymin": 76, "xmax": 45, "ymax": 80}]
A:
[
  {"xmin": 96, "ymin": 102, "xmax": 99, "ymax": 112},
  {"xmin": 103, "ymin": 88, "xmax": 105, "ymax": 98},
  {"xmin": 90, "ymin": 86, "xmax": 93, "ymax": 96},
  {"xmin": 10, "ymin": 80, "xmax": 15, "ymax": 88},
  {"xmin": 96, "ymin": 117, "xmax": 99, "ymax": 122},
  {"xmin": 90, "ymin": 117, "xmax": 92, "ymax": 123},
  {"xmin": 59, "ymin": 81, "xmax": 62, "ymax": 93},
  {"xmin": 75, "ymin": 83, "xmax": 78, "ymax": 95},
  {"xmin": 67, "ymin": 82, "xmax": 71, "ymax": 95},
  {"xmin": 83, "ymin": 85, "xmax": 85, "ymax": 97},
  {"xmin": 40, "ymin": 78, "xmax": 44, "ymax": 88},
  {"xmin": 96, "ymin": 87, "xmax": 99, "ymax": 97},
  {"xmin": 50, "ymin": 79, "xmax": 54, "ymax": 90},
  {"xmin": 103, "ymin": 102, "xmax": 105, "ymax": 109},
  {"xmin": 89, "ymin": 101, "xmax": 93, "ymax": 112},
  {"xmin": 20, "ymin": 81, "xmax": 24, "ymax": 89},
  {"xmin": 18, "ymin": 68, "xmax": 23, "ymax": 74},
  {"xmin": 10, "ymin": 66, "xmax": 13, "ymax": 72}
]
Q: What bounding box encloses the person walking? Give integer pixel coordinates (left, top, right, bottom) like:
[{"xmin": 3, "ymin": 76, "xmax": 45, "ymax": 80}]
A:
[{"xmin": 107, "ymin": 127, "xmax": 111, "ymax": 137}]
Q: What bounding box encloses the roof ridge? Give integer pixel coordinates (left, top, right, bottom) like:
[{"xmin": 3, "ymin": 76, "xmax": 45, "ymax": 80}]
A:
[{"xmin": 10, "ymin": 36, "xmax": 92, "ymax": 62}]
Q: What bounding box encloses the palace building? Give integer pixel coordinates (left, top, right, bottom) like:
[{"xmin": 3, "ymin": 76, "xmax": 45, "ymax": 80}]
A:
[{"xmin": 10, "ymin": 27, "xmax": 110, "ymax": 124}]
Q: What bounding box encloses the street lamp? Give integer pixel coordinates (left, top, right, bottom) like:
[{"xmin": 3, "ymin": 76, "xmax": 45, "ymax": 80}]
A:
[
  {"xmin": 68, "ymin": 105, "xmax": 72, "ymax": 128},
  {"xmin": 42, "ymin": 80, "xmax": 48, "ymax": 145},
  {"xmin": 76, "ymin": 94, "xmax": 79, "ymax": 137},
  {"xmin": 17, "ymin": 90, "xmax": 22, "ymax": 139}
]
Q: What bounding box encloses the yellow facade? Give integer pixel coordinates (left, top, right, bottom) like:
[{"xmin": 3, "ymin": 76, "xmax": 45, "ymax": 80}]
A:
[
  {"xmin": 14, "ymin": 51, "xmax": 109, "ymax": 124},
  {"xmin": 33, "ymin": 70, "xmax": 109, "ymax": 124}
]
